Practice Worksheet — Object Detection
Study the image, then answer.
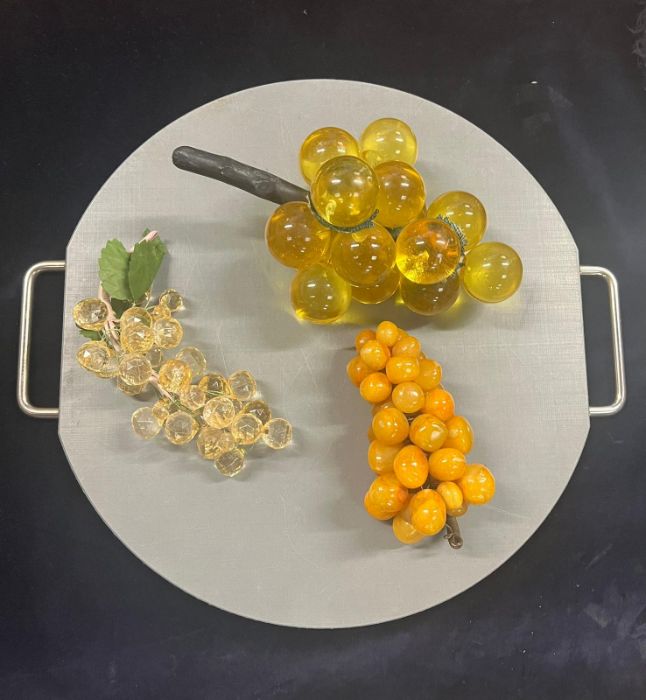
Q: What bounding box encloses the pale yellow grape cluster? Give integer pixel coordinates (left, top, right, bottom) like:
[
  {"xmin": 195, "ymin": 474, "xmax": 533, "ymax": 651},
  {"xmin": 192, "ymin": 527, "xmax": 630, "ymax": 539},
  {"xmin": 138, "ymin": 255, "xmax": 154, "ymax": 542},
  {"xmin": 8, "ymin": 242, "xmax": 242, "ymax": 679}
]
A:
[
  {"xmin": 74, "ymin": 289, "xmax": 292, "ymax": 478},
  {"xmin": 264, "ymin": 118, "xmax": 523, "ymax": 324}
]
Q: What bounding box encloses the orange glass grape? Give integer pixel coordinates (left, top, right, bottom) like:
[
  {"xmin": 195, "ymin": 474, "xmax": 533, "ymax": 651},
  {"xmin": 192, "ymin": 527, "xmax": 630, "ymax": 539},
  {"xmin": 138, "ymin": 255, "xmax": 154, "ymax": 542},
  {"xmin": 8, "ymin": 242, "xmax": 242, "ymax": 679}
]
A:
[
  {"xmin": 458, "ymin": 464, "xmax": 495, "ymax": 505},
  {"xmin": 385, "ymin": 356, "xmax": 420, "ymax": 384},
  {"xmin": 359, "ymin": 372, "xmax": 392, "ymax": 404},
  {"xmin": 346, "ymin": 356, "xmax": 371, "ymax": 387},
  {"xmin": 423, "ymin": 387, "xmax": 455, "ymax": 421},
  {"xmin": 355, "ymin": 329, "xmax": 376, "ymax": 352},
  {"xmin": 410, "ymin": 489, "xmax": 447, "ymax": 536},
  {"xmin": 443, "ymin": 416, "xmax": 473, "ymax": 454},
  {"xmin": 372, "ymin": 407, "xmax": 409, "ymax": 446},
  {"xmin": 371, "ymin": 399, "xmax": 395, "ymax": 417},
  {"xmin": 416, "ymin": 359, "xmax": 442, "ymax": 391},
  {"xmin": 375, "ymin": 321, "xmax": 400, "ymax": 348},
  {"xmin": 392, "ymin": 502, "xmax": 426, "ymax": 544},
  {"xmin": 364, "ymin": 473, "xmax": 409, "ymax": 520},
  {"xmin": 368, "ymin": 440, "xmax": 403, "ymax": 474},
  {"xmin": 409, "ymin": 414, "xmax": 448, "ymax": 453},
  {"xmin": 359, "ymin": 339, "xmax": 390, "ymax": 371},
  {"xmin": 391, "ymin": 381, "xmax": 425, "ymax": 414},
  {"xmin": 428, "ymin": 448, "xmax": 466, "ymax": 481},
  {"xmin": 392, "ymin": 334, "xmax": 421, "ymax": 358},
  {"xmin": 436, "ymin": 481, "xmax": 464, "ymax": 512},
  {"xmin": 393, "ymin": 445, "xmax": 429, "ymax": 489}
]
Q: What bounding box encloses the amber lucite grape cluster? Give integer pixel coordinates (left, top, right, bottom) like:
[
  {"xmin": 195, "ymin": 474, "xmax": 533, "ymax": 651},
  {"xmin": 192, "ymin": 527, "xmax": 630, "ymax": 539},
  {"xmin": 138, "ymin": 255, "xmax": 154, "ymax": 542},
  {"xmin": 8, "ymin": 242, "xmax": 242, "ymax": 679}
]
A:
[
  {"xmin": 74, "ymin": 289, "xmax": 292, "ymax": 477},
  {"xmin": 265, "ymin": 118, "xmax": 523, "ymax": 324},
  {"xmin": 346, "ymin": 321, "xmax": 495, "ymax": 546}
]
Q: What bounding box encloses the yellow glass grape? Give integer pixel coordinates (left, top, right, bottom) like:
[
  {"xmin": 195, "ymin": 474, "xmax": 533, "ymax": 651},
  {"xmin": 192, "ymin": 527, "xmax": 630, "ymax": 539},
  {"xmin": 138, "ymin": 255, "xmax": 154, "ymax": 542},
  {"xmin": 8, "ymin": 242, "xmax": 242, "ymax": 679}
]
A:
[
  {"xmin": 360, "ymin": 118, "xmax": 418, "ymax": 167},
  {"xmin": 299, "ymin": 126, "xmax": 360, "ymax": 183},
  {"xmin": 290, "ymin": 262, "xmax": 351, "ymax": 324},
  {"xmin": 265, "ymin": 201, "xmax": 331, "ymax": 269},
  {"xmin": 395, "ymin": 218, "xmax": 461, "ymax": 284},
  {"xmin": 351, "ymin": 267, "xmax": 401, "ymax": 304},
  {"xmin": 400, "ymin": 272, "xmax": 460, "ymax": 316},
  {"xmin": 310, "ymin": 156, "xmax": 378, "ymax": 228},
  {"xmin": 427, "ymin": 191, "xmax": 487, "ymax": 251},
  {"xmin": 462, "ymin": 242, "xmax": 523, "ymax": 303},
  {"xmin": 76, "ymin": 341, "xmax": 113, "ymax": 374},
  {"xmin": 72, "ymin": 298, "xmax": 108, "ymax": 331},
  {"xmin": 330, "ymin": 223, "xmax": 395, "ymax": 286},
  {"xmin": 374, "ymin": 161, "xmax": 426, "ymax": 229}
]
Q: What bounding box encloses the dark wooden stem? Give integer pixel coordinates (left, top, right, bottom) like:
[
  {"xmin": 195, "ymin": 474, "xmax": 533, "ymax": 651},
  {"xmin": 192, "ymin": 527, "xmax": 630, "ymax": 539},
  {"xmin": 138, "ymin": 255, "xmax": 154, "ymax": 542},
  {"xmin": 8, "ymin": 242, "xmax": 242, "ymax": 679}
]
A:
[
  {"xmin": 445, "ymin": 516, "xmax": 463, "ymax": 549},
  {"xmin": 172, "ymin": 146, "xmax": 309, "ymax": 205}
]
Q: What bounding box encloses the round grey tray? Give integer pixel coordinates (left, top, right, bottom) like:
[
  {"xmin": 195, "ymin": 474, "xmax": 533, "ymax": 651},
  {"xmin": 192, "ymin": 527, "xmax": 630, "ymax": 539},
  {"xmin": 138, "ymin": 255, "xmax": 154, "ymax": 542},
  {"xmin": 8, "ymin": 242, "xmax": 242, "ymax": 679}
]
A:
[{"xmin": 17, "ymin": 80, "xmax": 625, "ymax": 628}]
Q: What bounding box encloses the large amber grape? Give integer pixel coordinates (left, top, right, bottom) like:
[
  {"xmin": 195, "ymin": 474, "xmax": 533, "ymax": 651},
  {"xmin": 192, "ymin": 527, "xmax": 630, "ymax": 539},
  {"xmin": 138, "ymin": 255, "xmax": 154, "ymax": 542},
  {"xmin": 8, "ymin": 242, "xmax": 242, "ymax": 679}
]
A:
[
  {"xmin": 299, "ymin": 127, "xmax": 359, "ymax": 183},
  {"xmin": 395, "ymin": 218, "xmax": 461, "ymax": 284},
  {"xmin": 290, "ymin": 262, "xmax": 351, "ymax": 324},
  {"xmin": 374, "ymin": 161, "xmax": 426, "ymax": 229},
  {"xmin": 351, "ymin": 267, "xmax": 400, "ymax": 305},
  {"xmin": 427, "ymin": 191, "xmax": 487, "ymax": 251},
  {"xmin": 265, "ymin": 201, "xmax": 331, "ymax": 269},
  {"xmin": 461, "ymin": 242, "xmax": 523, "ymax": 303},
  {"xmin": 360, "ymin": 118, "xmax": 418, "ymax": 167},
  {"xmin": 330, "ymin": 224, "xmax": 395, "ymax": 286},
  {"xmin": 310, "ymin": 156, "xmax": 378, "ymax": 229},
  {"xmin": 400, "ymin": 272, "xmax": 460, "ymax": 316}
]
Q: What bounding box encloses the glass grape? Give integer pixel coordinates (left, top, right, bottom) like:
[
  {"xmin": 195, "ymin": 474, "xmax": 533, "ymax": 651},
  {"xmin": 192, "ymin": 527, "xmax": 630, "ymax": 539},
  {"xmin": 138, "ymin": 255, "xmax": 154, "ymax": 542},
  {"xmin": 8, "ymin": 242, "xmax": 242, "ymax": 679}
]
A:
[
  {"xmin": 118, "ymin": 353, "xmax": 152, "ymax": 386},
  {"xmin": 351, "ymin": 267, "xmax": 401, "ymax": 305},
  {"xmin": 395, "ymin": 218, "xmax": 461, "ymax": 284},
  {"xmin": 461, "ymin": 242, "xmax": 523, "ymax": 303},
  {"xmin": 310, "ymin": 156, "xmax": 378, "ymax": 228},
  {"xmin": 215, "ymin": 448, "xmax": 246, "ymax": 477},
  {"xmin": 73, "ymin": 298, "xmax": 108, "ymax": 331},
  {"xmin": 164, "ymin": 410, "xmax": 198, "ymax": 445},
  {"xmin": 263, "ymin": 417, "xmax": 293, "ymax": 449},
  {"xmin": 427, "ymin": 191, "xmax": 487, "ymax": 251},
  {"xmin": 400, "ymin": 272, "xmax": 460, "ymax": 316},
  {"xmin": 158, "ymin": 359, "xmax": 192, "ymax": 394},
  {"xmin": 330, "ymin": 223, "xmax": 396, "ymax": 286},
  {"xmin": 360, "ymin": 118, "xmax": 418, "ymax": 167},
  {"xmin": 299, "ymin": 126, "xmax": 359, "ymax": 183},
  {"xmin": 153, "ymin": 318, "xmax": 183, "ymax": 348},
  {"xmin": 265, "ymin": 201, "xmax": 331, "ymax": 269},
  {"xmin": 374, "ymin": 161, "xmax": 426, "ymax": 229},
  {"xmin": 131, "ymin": 406, "xmax": 163, "ymax": 440},
  {"xmin": 290, "ymin": 262, "xmax": 351, "ymax": 324}
]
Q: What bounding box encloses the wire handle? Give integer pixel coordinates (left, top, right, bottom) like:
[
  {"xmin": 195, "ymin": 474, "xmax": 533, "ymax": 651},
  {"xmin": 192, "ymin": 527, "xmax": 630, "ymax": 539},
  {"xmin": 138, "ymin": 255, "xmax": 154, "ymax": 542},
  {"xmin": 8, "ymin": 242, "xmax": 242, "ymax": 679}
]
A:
[
  {"xmin": 581, "ymin": 266, "xmax": 626, "ymax": 417},
  {"xmin": 17, "ymin": 260, "xmax": 65, "ymax": 419}
]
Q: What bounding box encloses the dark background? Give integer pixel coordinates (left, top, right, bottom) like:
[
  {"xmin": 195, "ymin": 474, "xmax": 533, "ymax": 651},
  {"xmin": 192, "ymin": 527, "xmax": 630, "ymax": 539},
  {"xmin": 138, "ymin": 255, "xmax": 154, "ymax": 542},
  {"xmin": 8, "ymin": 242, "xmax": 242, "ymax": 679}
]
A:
[{"xmin": 2, "ymin": 1, "xmax": 646, "ymax": 697}]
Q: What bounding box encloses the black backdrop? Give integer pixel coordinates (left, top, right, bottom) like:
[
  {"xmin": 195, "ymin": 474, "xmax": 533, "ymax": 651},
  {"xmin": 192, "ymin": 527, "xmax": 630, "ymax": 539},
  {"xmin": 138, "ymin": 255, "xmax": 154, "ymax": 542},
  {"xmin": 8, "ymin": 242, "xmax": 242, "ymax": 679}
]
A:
[{"xmin": 2, "ymin": 1, "xmax": 646, "ymax": 698}]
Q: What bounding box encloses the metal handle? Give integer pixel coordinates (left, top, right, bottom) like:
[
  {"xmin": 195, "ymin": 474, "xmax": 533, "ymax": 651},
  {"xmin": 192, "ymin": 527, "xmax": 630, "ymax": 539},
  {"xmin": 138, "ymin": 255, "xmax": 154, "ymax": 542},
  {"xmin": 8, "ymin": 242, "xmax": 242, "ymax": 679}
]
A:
[
  {"xmin": 17, "ymin": 260, "xmax": 66, "ymax": 419},
  {"xmin": 580, "ymin": 266, "xmax": 626, "ymax": 417}
]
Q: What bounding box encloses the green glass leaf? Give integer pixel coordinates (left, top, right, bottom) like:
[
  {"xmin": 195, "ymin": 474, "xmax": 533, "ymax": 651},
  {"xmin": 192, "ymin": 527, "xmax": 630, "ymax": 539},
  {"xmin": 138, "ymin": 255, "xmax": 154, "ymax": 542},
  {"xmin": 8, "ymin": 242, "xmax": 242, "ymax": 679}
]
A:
[
  {"xmin": 110, "ymin": 298, "xmax": 132, "ymax": 318},
  {"xmin": 98, "ymin": 239, "xmax": 131, "ymax": 301},
  {"xmin": 128, "ymin": 237, "xmax": 167, "ymax": 302},
  {"xmin": 78, "ymin": 328, "xmax": 102, "ymax": 340}
]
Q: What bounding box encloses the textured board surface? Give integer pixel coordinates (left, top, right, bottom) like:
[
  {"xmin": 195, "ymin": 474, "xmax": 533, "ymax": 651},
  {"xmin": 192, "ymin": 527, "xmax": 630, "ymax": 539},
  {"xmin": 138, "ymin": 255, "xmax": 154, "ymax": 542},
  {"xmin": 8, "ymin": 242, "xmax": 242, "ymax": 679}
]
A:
[{"xmin": 58, "ymin": 80, "xmax": 590, "ymax": 628}]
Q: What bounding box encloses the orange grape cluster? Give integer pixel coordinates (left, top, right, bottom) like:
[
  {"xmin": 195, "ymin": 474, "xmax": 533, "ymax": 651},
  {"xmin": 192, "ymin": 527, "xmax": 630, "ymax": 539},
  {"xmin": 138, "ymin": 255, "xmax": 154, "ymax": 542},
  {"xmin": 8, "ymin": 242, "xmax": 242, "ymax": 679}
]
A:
[{"xmin": 346, "ymin": 321, "xmax": 495, "ymax": 545}]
